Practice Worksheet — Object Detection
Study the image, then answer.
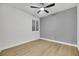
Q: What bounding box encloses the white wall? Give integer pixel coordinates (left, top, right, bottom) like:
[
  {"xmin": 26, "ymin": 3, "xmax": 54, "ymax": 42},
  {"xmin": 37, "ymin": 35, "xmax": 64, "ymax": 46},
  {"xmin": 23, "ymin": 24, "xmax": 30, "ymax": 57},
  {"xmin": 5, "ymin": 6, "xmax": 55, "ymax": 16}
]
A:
[
  {"xmin": 0, "ymin": 4, "xmax": 40, "ymax": 50},
  {"xmin": 40, "ymin": 7, "xmax": 77, "ymax": 44},
  {"xmin": 77, "ymin": 5, "xmax": 79, "ymax": 47}
]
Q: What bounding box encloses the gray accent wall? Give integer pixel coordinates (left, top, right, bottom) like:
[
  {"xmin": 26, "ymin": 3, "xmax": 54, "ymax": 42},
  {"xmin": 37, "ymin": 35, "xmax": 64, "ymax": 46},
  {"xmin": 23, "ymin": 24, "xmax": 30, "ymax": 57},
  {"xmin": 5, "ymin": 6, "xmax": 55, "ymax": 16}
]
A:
[{"xmin": 40, "ymin": 7, "xmax": 77, "ymax": 44}]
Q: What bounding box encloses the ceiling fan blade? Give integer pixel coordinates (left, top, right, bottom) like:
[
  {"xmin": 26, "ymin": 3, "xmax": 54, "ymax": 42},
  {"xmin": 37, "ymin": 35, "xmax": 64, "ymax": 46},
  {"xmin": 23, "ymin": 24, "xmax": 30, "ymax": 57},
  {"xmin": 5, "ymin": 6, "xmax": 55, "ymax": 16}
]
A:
[
  {"xmin": 44, "ymin": 3, "xmax": 55, "ymax": 8},
  {"xmin": 37, "ymin": 10, "xmax": 41, "ymax": 13},
  {"xmin": 30, "ymin": 6, "xmax": 39, "ymax": 8},
  {"xmin": 44, "ymin": 9, "xmax": 49, "ymax": 13}
]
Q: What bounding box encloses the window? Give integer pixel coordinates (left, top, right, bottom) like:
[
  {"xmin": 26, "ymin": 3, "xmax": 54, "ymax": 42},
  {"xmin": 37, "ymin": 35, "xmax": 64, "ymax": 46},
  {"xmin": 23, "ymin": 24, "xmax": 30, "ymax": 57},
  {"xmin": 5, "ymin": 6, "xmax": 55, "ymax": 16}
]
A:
[
  {"xmin": 32, "ymin": 19, "xmax": 39, "ymax": 31},
  {"xmin": 36, "ymin": 20, "xmax": 39, "ymax": 31},
  {"xmin": 32, "ymin": 20, "xmax": 35, "ymax": 31}
]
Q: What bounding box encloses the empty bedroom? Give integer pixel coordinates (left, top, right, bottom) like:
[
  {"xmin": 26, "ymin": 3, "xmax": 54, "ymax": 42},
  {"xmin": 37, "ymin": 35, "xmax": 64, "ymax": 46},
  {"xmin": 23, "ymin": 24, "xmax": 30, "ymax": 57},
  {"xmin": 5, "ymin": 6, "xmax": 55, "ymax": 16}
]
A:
[{"xmin": 0, "ymin": 3, "xmax": 79, "ymax": 56}]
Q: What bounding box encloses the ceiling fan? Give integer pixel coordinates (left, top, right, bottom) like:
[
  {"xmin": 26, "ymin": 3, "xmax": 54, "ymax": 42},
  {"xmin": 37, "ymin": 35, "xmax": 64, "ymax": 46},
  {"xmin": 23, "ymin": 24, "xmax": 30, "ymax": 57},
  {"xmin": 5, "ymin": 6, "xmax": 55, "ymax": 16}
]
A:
[{"xmin": 30, "ymin": 3, "xmax": 55, "ymax": 14}]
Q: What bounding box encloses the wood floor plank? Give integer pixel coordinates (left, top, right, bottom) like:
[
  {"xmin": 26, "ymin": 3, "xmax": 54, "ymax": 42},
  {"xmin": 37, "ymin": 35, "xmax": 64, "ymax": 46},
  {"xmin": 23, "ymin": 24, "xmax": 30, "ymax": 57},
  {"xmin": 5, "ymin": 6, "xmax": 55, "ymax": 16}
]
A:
[{"xmin": 0, "ymin": 39, "xmax": 79, "ymax": 56}]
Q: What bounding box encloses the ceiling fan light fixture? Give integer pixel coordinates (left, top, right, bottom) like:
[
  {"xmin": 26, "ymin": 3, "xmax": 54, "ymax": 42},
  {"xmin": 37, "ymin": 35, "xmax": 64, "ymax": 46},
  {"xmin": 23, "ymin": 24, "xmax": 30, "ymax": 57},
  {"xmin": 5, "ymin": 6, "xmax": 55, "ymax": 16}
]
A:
[{"xmin": 30, "ymin": 3, "xmax": 55, "ymax": 13}]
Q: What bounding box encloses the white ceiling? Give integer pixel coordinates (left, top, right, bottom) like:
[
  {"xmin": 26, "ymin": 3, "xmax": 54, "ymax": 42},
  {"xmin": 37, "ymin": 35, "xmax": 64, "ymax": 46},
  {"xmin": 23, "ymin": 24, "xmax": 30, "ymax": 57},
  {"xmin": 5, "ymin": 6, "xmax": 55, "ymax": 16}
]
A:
[{"xmin": 6, "ymin": 3, "xmax": 78, "ymax": 18}]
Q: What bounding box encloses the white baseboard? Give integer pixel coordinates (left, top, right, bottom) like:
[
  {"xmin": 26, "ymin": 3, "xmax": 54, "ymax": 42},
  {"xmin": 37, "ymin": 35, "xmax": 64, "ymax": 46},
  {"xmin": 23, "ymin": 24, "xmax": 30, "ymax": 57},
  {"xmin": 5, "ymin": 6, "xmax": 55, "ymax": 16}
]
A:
[
  {"xmin": 0, "ymin": 38, "xmax": 38, "ymax": 51},
  {"xmin": 40, "ymin": 38, "xmax": 78, "ymax": 47},
  {"xmin": 0, "ymin": 38, "xmax": 78, "ymax": 52}
]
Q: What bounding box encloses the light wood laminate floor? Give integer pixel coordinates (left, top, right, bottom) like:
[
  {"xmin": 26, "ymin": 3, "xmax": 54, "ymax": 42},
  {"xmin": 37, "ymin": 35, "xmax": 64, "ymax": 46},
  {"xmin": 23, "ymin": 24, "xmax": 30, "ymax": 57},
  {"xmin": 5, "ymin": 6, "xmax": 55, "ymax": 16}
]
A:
[{"xmin": 0, "ymin": 39, "xmax": 79, "ymax": 56}]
